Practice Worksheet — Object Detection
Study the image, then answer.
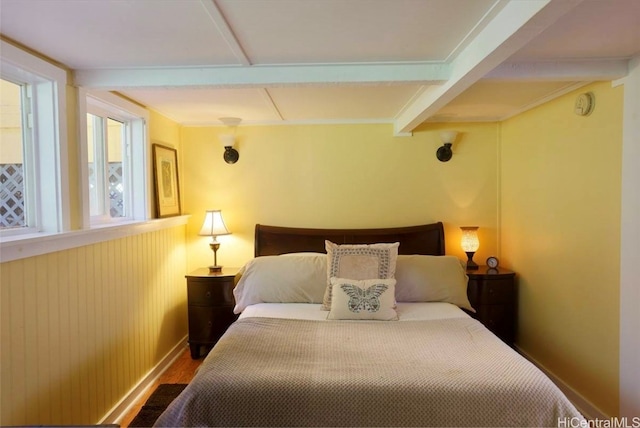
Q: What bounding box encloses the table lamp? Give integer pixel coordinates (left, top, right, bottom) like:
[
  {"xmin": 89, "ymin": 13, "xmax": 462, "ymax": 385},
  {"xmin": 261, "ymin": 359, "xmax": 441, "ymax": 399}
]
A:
[
  {"xmin": 461, "ymin": 226, "xmax": 479, "ymax": 270},
  {"xmin": 199, "ymin": 210, "xmax": 231, "ymax": 273}
]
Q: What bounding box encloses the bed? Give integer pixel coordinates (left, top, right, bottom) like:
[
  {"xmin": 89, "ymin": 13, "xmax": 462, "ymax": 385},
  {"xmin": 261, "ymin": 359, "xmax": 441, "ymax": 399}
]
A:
[{"xmin": 155, "ymin": 222, "xmax": 583, "ymax": 427}]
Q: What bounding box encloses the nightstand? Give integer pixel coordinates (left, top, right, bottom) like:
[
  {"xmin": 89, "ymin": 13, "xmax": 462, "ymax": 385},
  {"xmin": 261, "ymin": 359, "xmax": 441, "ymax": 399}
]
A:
[
  {"xmin": 186, "ymin": 267, "xmax": 239, "ymax": 359},
  {"xmin": 466, "ymin": 266, "xmax": 516, "ymax": 346}
]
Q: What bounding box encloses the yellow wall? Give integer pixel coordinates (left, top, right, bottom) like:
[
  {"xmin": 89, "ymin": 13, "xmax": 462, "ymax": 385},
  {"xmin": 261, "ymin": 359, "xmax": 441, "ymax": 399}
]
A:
[
  {"xmin": 179, "ymin": 82, "xmax": 622, "ymax": 417},
  {"xmin": 66, "ymin": 86, "xmax": 81, "ymax": 229},
  {"xmin": 181, "ymin": 122, "xmax": 501, "ymax": 272},
  {"xmin": 147, "ymin": 109, "xmax": 183, "ymax": 218},
  {"xmin": 0, "ymin": 225, "xmax": 187, "ymax": 426},
  {"xmin": 500, "ymin": 81, "xmax": 622, "ymax": 416},
  {"xmin": 0, "ymin": 37, "xmax": 625, "ymax": 422},
  {"xmin": 149, "ymin": 109, "xmax": 182, "ymax": 146},
  {"xmin": 0, "ymin": 105, "xmax": 189, "ymax": 426}
]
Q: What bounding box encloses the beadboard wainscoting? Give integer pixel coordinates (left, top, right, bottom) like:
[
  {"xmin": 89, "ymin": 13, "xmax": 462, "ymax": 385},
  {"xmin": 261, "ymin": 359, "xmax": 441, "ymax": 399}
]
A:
[{"xmin": 0, "ymin": 224, "xmax": 188, "ymax": 426}]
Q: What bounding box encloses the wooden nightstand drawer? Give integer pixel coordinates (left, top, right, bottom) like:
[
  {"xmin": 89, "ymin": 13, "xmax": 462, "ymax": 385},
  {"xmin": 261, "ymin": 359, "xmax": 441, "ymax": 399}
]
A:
[
  {"xmin": 477, "ymin": 304, "xmax": 512, "ymax": 328},
  {"xmin": 466, "ymin": 266, "xmax": 516, "ymax": 346},
  {"xmin": 186, "ymin": 267, "xmax": 240, "ymax": 359},
  {"xmin": 188, "ymin": 306, "xmax": 238, "ymax": 343},
  {"xmin": 476, "ymin": 305, "xmax": 515, "ymax": 343},
  {"xmin": 478, "ymin": 279, "xmax": 514, "ymax": 305},
  {"xmin": 188, "ymin": 280, "xmax": 235, "ymax": 306}
]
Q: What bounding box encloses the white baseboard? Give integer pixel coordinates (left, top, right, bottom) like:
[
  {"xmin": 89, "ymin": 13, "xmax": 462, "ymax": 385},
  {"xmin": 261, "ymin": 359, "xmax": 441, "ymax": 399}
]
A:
[
  {"xmin": 99, "ymin": 336, "xmax": 189, "ymax": 425},
  {"xmin": 514, "ymin": 344, "xmax": 609, "ymax": 421}
]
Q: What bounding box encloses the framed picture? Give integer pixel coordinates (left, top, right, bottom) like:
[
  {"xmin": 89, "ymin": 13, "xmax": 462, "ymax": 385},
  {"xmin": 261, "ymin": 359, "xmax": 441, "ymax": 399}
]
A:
[{"xmin": 152, "ymin": 143, "xmax": 181, "ymax": 218}]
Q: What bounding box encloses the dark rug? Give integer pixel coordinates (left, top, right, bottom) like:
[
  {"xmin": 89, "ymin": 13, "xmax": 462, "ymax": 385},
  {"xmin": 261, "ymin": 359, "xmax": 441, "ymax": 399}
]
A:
[{"xmin": 129, "ymin": 383, "xmax": 187, "ymax": 427}]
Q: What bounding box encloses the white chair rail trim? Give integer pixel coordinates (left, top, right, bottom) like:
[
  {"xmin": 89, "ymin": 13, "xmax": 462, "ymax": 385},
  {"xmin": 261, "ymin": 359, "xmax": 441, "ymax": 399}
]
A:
[{"xmin": 0, "ymin": 215, "xmax": 190, "ymax": 263}]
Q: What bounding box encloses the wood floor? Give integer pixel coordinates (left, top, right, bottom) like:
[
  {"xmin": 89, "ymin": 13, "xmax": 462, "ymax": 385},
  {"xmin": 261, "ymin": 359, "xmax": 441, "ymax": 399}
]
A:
[{"xmin": 119, "ymin": 347, "xmax": 203, "ymax": 427}]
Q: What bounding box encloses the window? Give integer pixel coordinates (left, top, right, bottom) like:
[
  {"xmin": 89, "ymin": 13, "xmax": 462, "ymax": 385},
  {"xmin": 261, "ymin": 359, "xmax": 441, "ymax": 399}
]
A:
[
  {"xmin": 1, "ymin": 40, "xmax": 149, "ymax": 241},
  {"xmin": 0, "ymin": 41, "xmax": 160, "ymax": 262},
  {"xmin": 0, "ymin": 78, "xmax": 27, "ymax": 229},
  {"xmin": 80, "ymin": 90, "xmax": 148, "ymax": 227},
  {"xmin": 87, "ymin": 108, "xmax": 129, "ymax": 220},
  {"xmin": 0, "ymin": 40, "xmax": 69, "ymax": 238}
]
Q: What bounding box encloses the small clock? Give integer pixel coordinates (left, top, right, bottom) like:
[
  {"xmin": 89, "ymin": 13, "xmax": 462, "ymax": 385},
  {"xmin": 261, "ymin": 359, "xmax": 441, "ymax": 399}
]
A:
[
  {"xmin": 575, "ymin": 92, "xmax": 595, "ymax": 116},
  {"xmin": 486, "ymin": 256, "xmax": 499, "ymax": 269}
]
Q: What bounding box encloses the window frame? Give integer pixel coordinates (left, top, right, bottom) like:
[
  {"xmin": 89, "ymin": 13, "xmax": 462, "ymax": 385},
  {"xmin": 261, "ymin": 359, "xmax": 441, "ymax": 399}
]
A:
[
  {"xmin": 0, "ymin": 40, "xmax": 69, "ymax": 237},
  {"xmin": 86, "ymin": 102, "xmax": 131, "ymax": 223},
  {"xmin": 0, "ymin": 42, "xmax": 175, "ymax": 264},
  {"xmin": 78, "ymin": 89, "xmax": 150, "ymax": 228}
]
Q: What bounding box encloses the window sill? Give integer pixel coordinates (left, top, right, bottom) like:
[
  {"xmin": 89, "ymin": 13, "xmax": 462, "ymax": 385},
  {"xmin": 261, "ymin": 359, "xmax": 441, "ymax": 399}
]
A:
[{"xmin": 0, "ymin": 215, "xmax": 190, "ymax": 263}]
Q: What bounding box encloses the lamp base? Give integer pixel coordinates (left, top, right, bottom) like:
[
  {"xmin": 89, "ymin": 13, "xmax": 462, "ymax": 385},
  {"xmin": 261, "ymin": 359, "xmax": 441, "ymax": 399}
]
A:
[
  {"xmin": 208, "ymin": 241, "xmax": 222, "ymax": 273},
  {"xmin": 465, "ymin": 252, "xmax": 479, "ymax": 270},
  {"xmin": 208, "ymin": 265, "xmax": 223, "ymax": 273}
]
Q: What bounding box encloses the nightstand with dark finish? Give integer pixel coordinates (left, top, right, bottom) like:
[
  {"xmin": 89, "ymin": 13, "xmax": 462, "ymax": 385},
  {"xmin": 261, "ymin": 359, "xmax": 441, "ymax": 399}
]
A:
[
  {"xmin": 466, "ymin": 266, "xmax": 516, "ymax": 346},
  {"xmin": 186, "ymin": 267, "xmax": 239, "ymax": 359}
]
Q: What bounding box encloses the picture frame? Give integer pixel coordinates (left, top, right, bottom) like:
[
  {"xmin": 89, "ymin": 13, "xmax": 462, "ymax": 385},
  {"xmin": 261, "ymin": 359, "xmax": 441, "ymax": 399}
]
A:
[{"xmin": 152, "ymin": 143, "xmax": 181, "ymax": 218}]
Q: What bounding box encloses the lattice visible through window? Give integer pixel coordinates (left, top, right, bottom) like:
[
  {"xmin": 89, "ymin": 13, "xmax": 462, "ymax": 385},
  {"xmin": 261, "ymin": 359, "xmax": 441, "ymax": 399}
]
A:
[
  {"xmin": 109, "ymin": 162, "xmax": 124, "ymax": 217},
  {"xmin": 87, "ymin": 162, "xmax": 124, "ymax": 218},
  {"xmin": 0, "ymin": 163, "xmax": 25, "ymax": 228}
]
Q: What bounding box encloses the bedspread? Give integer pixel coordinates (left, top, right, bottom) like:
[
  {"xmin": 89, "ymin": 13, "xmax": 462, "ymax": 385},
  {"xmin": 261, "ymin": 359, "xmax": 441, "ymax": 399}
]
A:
[{"xmin": 155, "ymin": 317, "xmax": 583, "ymax": 427}]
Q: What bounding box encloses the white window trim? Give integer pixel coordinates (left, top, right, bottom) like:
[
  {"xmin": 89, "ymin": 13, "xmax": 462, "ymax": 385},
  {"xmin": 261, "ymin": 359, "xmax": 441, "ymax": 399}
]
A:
[
  {"xmin": 77, "ymin": 89, "xmax": 150, "ymax": 228},
  {"xmin": 0, "ymin": 215, "xmax": 189, "ymax": 263},
  {"xmin": 0, "ymin": 42, "xmax": 163, "ymax": 263},
  {"xmin": 0, "ymin": 39, "xmax": 70, "ymax": 235},
  {"xmin": 0, "ymin": 40, "xmax": 71, "ymax": 236}
]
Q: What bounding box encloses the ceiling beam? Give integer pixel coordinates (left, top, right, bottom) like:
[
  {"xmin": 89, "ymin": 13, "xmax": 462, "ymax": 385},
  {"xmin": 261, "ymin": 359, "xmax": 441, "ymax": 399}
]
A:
[
  {"xmin": 73, "ymin": 62, "xmax": 450, "ymax": 89},
  {"xmin": 393, "ymin": 0, "xmax": 586, "ymax": 134},
  {"xmin": 200, "ymin": 0, "xmax": 251, "ymax": 66},
  {"xmin": 485, "ymin": 59, "xmax": 629, "ymax": 81}
]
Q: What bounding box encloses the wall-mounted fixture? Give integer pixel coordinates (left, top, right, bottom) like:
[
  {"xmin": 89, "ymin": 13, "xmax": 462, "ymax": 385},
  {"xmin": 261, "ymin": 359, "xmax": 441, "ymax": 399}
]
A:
[
  {"xmin": 460, "ymin": 226, "xmax": 479, "ymax": 270},
  {"xmin": 437, "ymin": 130, "xmax": 458, "ymax": 162},
  {"xmin": 574, "ymin": 92, "xmax": 595, "ymax": 116},
  {"xmin": 219, "ymin": 117, "xmax": 241, "ymax": 164},
  {"xmin": 199, "ymin": 209, "xmax": 231, "ymax": 273},
  {"xmin": 220, "ymin": 134, "xmax": 239, "ymax": 164}
]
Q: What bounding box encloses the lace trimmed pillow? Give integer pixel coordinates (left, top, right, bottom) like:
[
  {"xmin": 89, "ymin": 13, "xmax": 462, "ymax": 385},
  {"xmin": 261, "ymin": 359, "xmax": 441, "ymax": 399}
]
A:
[
  {"xmin": 328, "ymin": 278, "xmax": 398, "ymax": 320},
  {"xmin": 322, "ymin": 241, "xmax": 399, "ymax": 310}
]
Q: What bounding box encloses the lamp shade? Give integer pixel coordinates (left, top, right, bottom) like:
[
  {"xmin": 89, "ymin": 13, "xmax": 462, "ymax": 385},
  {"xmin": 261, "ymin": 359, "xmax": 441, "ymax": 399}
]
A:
[
  {"xmin": 440, "ymin": 130, "xmax": 458, "ymax": 144},
  {"xmin": 460, "ymin": 226, "xmax": 479, "ymax": 252},
  {"xmin": 199, "ymin": 210, "xmax": 231, "ymax": 237},
  {"xmin": 219, "ymin": 133, "xmax": 236, "ymax": 148}
]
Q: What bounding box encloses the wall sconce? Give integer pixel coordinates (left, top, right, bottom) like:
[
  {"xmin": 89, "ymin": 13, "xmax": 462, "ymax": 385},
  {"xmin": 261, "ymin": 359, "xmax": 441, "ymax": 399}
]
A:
[
  {"xmin": 199, "ymin": 210, "xmax": 231, "ymax": 273},
  {"xmin": 219, "ymin": 117, "xmax": 241, "ymax": 164},
  {"xmin": 220, "ymin": 134, "xmax": 239, "ymax": 164},
  {"xmin": 460, "ymin": 226, "xmax": 479, "ymax": 270},
  {"xmin": 437, "ymin": 130, "xmax": 458, "ymax": 162}
]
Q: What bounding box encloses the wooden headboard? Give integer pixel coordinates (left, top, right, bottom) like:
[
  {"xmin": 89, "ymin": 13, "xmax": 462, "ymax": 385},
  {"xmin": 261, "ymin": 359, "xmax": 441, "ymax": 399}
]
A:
[{"xmin": 254, "ymin": 222, "xmax": 445, "ymax": 257}]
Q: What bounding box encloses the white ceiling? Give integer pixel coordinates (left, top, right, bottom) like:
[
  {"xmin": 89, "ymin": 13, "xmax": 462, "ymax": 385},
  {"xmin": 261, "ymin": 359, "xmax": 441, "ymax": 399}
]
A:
[{"xmin": 1, "ymin": 0, "xmax": 638, "ymax": 132}]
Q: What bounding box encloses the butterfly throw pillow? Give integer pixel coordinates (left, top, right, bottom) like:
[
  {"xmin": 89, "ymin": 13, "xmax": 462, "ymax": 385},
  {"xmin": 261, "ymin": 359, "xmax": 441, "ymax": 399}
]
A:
[
  {"xmin": 323, "ymin": 241, "xmax": 399, "ymax": 310},
  {"xmin": 327, "ymin": 277, "xmax": 398, "ymax": 320}
]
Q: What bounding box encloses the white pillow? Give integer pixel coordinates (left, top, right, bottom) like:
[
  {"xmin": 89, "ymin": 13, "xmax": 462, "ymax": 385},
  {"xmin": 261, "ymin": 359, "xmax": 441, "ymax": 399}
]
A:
[
  {"xmin": 323, "ymin": 241, "xmax": 399, "ymax": 310},
  {"xmin": 233, "ymin": 253, "xmax": 327, "ymax": 314},
  {"xmin": 328, "ymin": 278, "xmax": 398, "ymax": 321},
  {"xmin": 394, "ymin": 255, "xmax": 474, "ymax": 311}
]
